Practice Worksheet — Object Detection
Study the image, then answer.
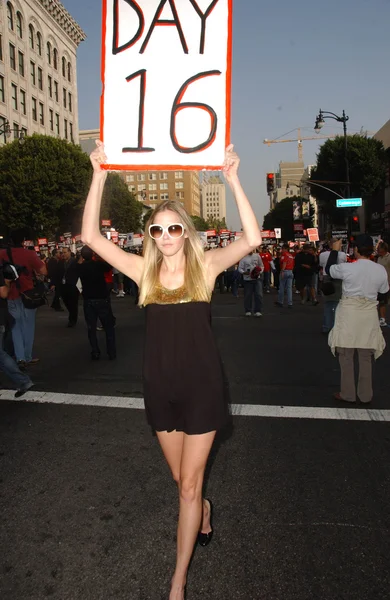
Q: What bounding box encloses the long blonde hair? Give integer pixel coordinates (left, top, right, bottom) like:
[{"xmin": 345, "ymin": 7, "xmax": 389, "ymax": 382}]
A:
[{"xmin": 138, "ymin": 200, "xmax": 210, "ymax": 306}]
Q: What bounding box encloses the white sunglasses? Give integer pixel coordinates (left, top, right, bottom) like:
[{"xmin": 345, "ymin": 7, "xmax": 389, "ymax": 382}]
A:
[{"xmin": 148, "ymin": 223, "xmax": 185, "ymax": 240}]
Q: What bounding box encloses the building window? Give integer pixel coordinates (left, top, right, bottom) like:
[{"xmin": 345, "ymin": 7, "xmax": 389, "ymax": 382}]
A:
[
  {"xmin": 47, "ymin": 42, "xmax": 51, "ymax": 65},
  {"xmin": 149, "ymin": 183, "xmax": 157, "ymax": 191},
  {"xmin": 7, "ymin": 2, "xmax": 14, "ymax": 31},
  {"xmin": 48, "ymin": 75, "xmax": 52, "ymax": 98},
  {"xmin": 128, "ymin": 185, "xmax": 136, "ymax": 192},
  {"xmin": 69, "ymin": 122, "xmax": 73, "ymax": 143},
  {"xmin": 67, "ymin": 62, "xmax": 72, "ymax": 83},
  {"xmin": 0, "ymin": 35, "xmax": 3, "ymax": 62},
  {"xmin": 13, "ymin": 122, "xmax": 19, "ymax": 139},
  {"xmin": 30, "ymin": 61, "xmax": 36, "ymax": 85},
  {"xmin": 32, "ymin": 97, "xmax": 37, "ymax": 121},
  {"xmin": 63, "ymin": 87, "xmax": 67, "ymax": 109},
  {"xmin": 53, "ymin": 48, "xmax": 58, "ymax": 70},
  {"xmin": 175, "ymin": 171, "xmax": 183, "ymax": 179},
  {"xmin": 160, "ymin": 172, "xmax": 168, "ymax": 180},
  {"xmin": 148, "ymin": 173, "xmax": 157, "ymax": 180},
  {"xmin": 0, "ymin": 116, "xmax": 6, "ymax": 143},
  {"xmin": 9, "ymin": 43, "xmax": 16, "ymax": 70},
  {"xmin": 18, "ymin": 51, "xmax": 24, "ymax": 76},
  {"xmin": 39, "ymin": 102, "xmax": 44, "ymax": 125},
  {"xmin": 62, "ymin": 56, "xmax": 66, "ymax": 77},
  {"xmin": 149, "ymin": 194, "xmax": 158, "ymax": 201},
  {"xmin": 138, "ymin": 184, "xmax": 146, "ymax": 191},
  {"xmin": 20, "ymin": 89, "xmax": 26, "ymax": 114},
  {"xmin": 160, "ymin": 193, "xmax": 169, "ymax": 201},
  {"xmin": 175, "ymin": 192, "xmax": 184, "ymax": 200},
  {"xmin": 126, "ymin": 174, "xmax": 134, "ymax": 182},
  {"xmin": 68, "ymin": 92, "xmax": 72, "ymax": 113},
  {"xmin": 175, "ymin": 182, "xmax": 184, "ymax": 189},
  {"xmin": 11, "ymin": 83, "xmax": 17, "ymax": 110},
  {"xmin": 64, "ymin": 118, "xmax": 68, "ymax": 139},
  {"xmin": 21, "ymin": 126, "xmax": 27, "ymax": 138},
  {"xmin": 160, "ymin": 183, "xmax": 168, "ymax": 190},
  {"xmin": 0, "ymin": 76, "xmax": 5, "ymax": 103},
  {"xmin": 49, "ymin": 109, "xmax": 53, "ymax": 131},
  {"xmin": 55, "ymin": 113, "xmax": 60, "ymax": 135},
  {"xmin": 37, "ymin": 32, "xmax": 42, "ymax": 56},
  {"xmin": 54, "ymin": 81, "xmax": 58, "ymax": 102},
  {"xmin": 16, "ymin": 12, "xmax": 23, "ymax": 38},
  {"xmin": 137, "ymin": 174, "xmax": 145, "ymax": 181},
  {"xmin": 29, "ymin": 24, "xmax": 34, "ymax": 50},
  {"xmin": 38, "ymin": 67, "xmax": 43, "ymax": 91}
]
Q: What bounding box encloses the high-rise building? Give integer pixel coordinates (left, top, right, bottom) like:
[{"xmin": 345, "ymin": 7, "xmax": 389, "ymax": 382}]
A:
[
  {"xmin": 269, "ymin": 160, "xmax": 305, "ymax": 208},
  {"xmin": 0, "ymin": 0, "xmax": 86, "ymax": 145},
  {"xmin": 201, "ymin": 175, "xmax": 226, "ymax": 222},
  {"xmin": 79, "ymin": 129, "xmax": 202, "ymax": 216},
  {"xmin": 120, "ymin": 169, "xmax": 201, "ymax": 217}
]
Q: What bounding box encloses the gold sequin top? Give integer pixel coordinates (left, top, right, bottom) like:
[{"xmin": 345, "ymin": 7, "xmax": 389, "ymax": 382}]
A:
[{"xmin": 144, "ymin": 283, "xmax": 209, "ymax": 306}]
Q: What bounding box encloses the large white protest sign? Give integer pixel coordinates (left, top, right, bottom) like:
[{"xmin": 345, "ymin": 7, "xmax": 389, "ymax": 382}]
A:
[{"xmin": 101, "ymin": 0, "xmax": 232, "ymax": 171}]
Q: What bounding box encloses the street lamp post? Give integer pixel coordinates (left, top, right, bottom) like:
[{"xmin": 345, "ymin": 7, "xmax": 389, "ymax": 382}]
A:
[
  {"xmin": 314, "ymin": 109, "xmax": 350, "ymax": 198},
  {"xmin": 0, "ymin": 120, "xmax": 26, "ymax": 145}
]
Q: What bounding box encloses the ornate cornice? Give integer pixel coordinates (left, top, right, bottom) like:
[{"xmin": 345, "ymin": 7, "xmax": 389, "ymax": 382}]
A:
[{"xmin": 37, "ymin": 0, "xmax": 86, "ymax": 46}]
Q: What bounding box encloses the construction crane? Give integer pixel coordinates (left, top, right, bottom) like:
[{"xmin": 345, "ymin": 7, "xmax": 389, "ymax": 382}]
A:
[{"xmin": 263, "ymin": 127, "xmax": 337, "ymax": 161}]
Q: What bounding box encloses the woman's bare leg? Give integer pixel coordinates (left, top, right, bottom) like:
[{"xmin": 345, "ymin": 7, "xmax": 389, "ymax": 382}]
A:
[{"xmin": 156, "ymin": 430, "xmax": 216, "ymax": 600}]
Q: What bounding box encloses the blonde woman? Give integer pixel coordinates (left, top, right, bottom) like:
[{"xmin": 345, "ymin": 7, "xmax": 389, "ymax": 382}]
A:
[{"xmin": 82, "ymin": 141, "xmax": 261, "ymax": 600}]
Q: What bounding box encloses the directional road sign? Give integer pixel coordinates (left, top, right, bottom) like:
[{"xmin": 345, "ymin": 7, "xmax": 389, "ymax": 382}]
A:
[{"xmin": 336, "ymin": 198, "xmax": 362, "ymax": 208}]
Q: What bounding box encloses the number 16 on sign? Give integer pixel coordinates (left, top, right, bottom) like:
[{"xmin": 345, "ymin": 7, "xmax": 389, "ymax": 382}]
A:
[{"xmin": 101, "ymin": 0, "xmax": 232, "ymax": 170}]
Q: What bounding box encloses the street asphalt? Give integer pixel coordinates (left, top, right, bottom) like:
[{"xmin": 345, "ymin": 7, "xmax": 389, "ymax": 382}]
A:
[{"xmin": 1, "ymin": 289, "xmax": 390, "ymax": 600}]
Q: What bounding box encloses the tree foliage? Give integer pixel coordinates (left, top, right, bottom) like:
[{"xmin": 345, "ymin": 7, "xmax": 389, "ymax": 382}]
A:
[
  {"xmin": 101, "ymin": 173, "xmax": 143, "ymax": 233},
  {"xmin": 0, "ymin": 134, "xmax": 92, "ymax": 238},
  {"xmin": 263, "ymin": 196, "xmax": 313, "ymax": 241},
  {"xmin": 191, "ymin": 215, "xmax": 228, "ymax": 231},
  {"xmin": 309, "ymin": 135, "xmax": 387, "ymax": 224}
]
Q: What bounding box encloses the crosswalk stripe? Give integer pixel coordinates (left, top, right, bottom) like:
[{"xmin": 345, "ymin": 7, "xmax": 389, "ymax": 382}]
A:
[{"xmin": 1, "ymin": 390, "xmax": 390, "ymax": 422}]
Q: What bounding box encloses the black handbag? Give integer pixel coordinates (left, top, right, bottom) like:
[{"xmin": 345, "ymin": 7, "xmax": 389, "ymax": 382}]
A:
[{"xmin": 7, "ymin": 247, "xmax": 47, "ymax": 309}]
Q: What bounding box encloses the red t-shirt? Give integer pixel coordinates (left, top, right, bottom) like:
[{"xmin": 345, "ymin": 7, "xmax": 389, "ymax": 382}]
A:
[
  {"xmin": 0, "ymin": 247, "xmax": 45, "ymax": 300},
  {"xmin": 281, "ymin": 251, "xmax": 295, "ymax": 271},
  {"xmin": 259, "ymin": 252, "xmax": 272, "ymax": 272}
]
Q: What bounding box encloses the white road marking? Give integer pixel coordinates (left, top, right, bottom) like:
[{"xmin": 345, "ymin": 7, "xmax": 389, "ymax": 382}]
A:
[{"xmin": 0, "ymin": 390, "xmax": 389, "ymax": 422}]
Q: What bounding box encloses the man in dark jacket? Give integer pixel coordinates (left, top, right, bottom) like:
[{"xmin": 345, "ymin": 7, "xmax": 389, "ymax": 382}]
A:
[
  {"xmin": 60, "ymin": 247, "xmax": 80, "ymax": 327},
  {"xmin": 77, "ymin": 246, "xmax": 116, "ymax": 360},
  {"xmin": 47, "ymin": 249, "xmax": 64, "ymax": 312}
]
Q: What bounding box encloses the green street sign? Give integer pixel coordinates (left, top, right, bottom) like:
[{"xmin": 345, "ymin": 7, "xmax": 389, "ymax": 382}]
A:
[{"xmin": 336, "ymin": 198, "xmax": 362, "ymax": 208}]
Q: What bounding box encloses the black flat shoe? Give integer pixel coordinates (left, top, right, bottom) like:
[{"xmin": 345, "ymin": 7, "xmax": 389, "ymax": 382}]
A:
[{"xmin": 198, "ymin": 499, "xmax": 213, "ymax": 547}]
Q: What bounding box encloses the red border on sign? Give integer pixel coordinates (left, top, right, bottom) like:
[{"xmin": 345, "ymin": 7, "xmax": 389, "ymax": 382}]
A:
[{"xmin": 100, "ymin": 0, "xmax": 232, "ymax": 171}]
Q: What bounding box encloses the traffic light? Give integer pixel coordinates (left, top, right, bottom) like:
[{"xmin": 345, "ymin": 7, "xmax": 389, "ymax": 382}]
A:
[
  {"xmin": 266, "ymin": 173, "xmax": 275, "ymax": 194},
  {"xmin": 349, "ymin": 214, "xmax": 360, "ymax": 233}
]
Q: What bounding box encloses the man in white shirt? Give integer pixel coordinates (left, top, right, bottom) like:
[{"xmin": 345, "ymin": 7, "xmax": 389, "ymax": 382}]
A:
[
  {"xmin": 238, "ymin": 251, "xmax": 264, "ymax": 317},
  {"xmin": 325, "ymin": 235, "xmax": 389, "ymax": 404},
  {"xmin": 377, "ymin": 242, "xmax": 390, "ymax": 327}
]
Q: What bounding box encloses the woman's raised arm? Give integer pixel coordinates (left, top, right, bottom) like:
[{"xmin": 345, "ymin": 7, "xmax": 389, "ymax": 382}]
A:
[
  {"xmin": 205, "ymin": 145, "xmax": 262, "ymax": 279},
  {"xmin": 81, "ymin": 141, "xmax": 144, "ymax": 284}
]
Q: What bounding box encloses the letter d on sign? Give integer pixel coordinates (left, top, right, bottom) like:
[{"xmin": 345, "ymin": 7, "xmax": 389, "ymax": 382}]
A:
[{"xmin": 101, "ymin": 0, "xmax": 233, "ymax": 170}]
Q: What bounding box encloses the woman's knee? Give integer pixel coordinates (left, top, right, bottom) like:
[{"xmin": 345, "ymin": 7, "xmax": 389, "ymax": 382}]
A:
[{"xmin": 178, "ymin": 475, "xmax": 203, "ymax": 503}]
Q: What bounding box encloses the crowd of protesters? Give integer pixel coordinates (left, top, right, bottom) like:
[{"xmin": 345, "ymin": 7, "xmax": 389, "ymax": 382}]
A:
[{"xmin": 0, "ymin": 228, "xmax": 389, "ymax": 404}]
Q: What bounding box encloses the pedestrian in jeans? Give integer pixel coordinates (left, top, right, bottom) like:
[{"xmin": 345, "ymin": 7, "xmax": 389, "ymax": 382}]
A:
[
  {"xmin": 326, "ymin": 236, "xmax": 389, "ymax": 404},
  {"xmin": 238, "ymin": 251, "xmax": 264, "ymax": 316},
  {"xmin": 319, "ymin": 242, "xmax": 347, "ymax": 333},
  {"xmin": 0, "ymin": 265, "xmax": 34, "ymax": 397},
  {"xmin": 276, "ymin": 244, "xmax": 295, "ymax": 307},
  {"xmin": 77, "ymin": 246, "xmax": 116, "ymax": 360},
  {"xmin": 0, "ymin": 229, "xmax": 47, "ymax": 367}
]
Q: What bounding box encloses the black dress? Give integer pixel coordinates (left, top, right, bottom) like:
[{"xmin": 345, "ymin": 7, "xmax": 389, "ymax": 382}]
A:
[{"xmin": 143, "ymin": 284, "xmax": 229, "ymax": 435}]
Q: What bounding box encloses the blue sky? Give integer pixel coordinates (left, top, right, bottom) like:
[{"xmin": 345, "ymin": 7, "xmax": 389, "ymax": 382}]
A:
[{"xmin": 63, "ymin": 0, "xmax": 390, "ymax": 230}]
